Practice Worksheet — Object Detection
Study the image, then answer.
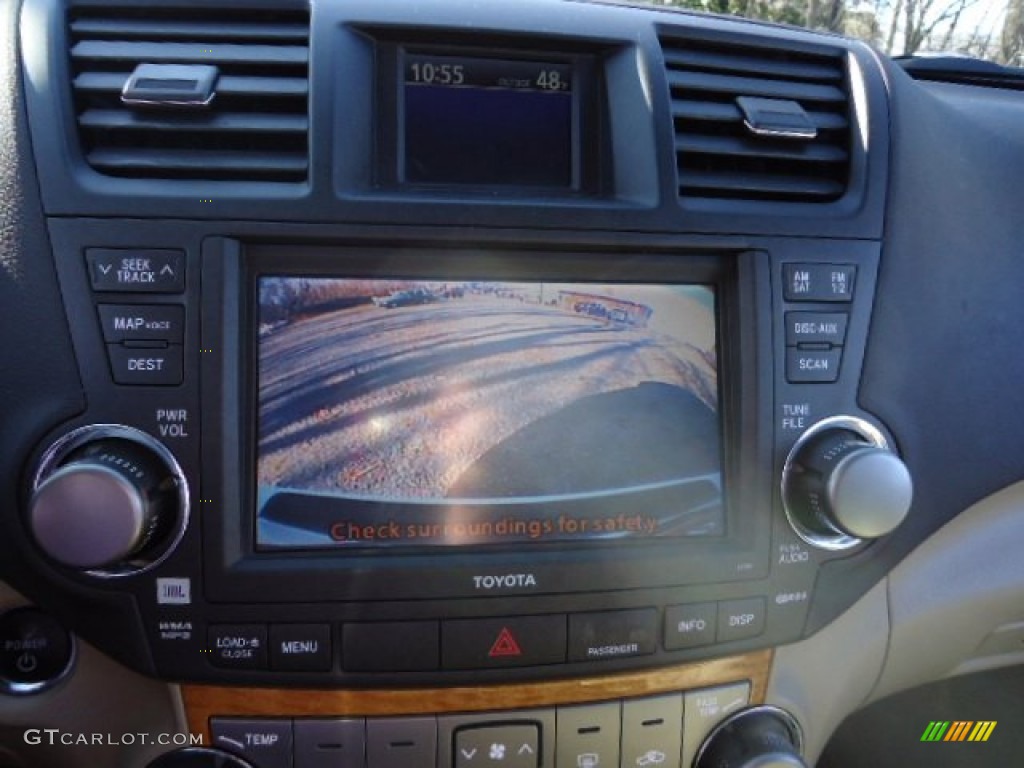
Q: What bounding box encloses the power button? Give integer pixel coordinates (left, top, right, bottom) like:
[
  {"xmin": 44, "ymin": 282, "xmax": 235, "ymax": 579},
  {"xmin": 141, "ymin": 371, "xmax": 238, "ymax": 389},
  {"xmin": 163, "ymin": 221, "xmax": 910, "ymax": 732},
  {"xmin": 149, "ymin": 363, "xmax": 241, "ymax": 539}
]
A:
[{"xmin": 0, "ymin": 607, "xmax": 75, "ymax": 695}]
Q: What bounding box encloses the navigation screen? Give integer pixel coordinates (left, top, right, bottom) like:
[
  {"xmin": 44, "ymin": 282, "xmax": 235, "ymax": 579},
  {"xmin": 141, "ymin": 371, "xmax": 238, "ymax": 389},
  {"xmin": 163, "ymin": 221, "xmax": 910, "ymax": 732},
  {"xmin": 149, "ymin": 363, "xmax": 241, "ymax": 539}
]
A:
[
  {"xmin": 256, "ymin": 277, "xmax": 723, "ymax": 550},
  {"xmin": 402, "ymin": 53, "xmax": 573, "ymax": 187}
]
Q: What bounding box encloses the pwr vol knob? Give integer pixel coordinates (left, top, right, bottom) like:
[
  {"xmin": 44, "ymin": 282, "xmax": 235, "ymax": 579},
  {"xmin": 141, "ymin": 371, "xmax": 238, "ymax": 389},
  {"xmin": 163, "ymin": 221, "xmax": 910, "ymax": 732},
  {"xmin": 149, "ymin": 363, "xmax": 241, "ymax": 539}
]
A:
[
  {"xmin": 782, "ymin": 416, "xmax": 912, "ymax": 551},
  {"xmin": 29, "ymin": 425, "xmax": 189, "ymax": 575}
]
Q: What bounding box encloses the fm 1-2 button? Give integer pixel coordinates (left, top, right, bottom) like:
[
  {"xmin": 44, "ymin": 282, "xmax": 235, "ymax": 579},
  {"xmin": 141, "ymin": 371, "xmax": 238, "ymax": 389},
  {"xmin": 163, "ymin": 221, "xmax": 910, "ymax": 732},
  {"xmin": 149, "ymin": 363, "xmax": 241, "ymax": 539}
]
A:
[
  {"xmin": 783, "ymin": 264, "xmax": 856, "ymax": 302},
  {"xmin": 0, "ymin": 607, "xmax": 74, "ymax": 694}
]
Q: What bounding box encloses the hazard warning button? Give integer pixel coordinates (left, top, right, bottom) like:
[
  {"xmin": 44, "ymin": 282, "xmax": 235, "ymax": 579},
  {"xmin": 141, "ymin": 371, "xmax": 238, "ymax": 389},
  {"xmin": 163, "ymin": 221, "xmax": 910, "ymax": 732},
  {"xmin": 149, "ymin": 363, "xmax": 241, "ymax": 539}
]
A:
[{"xmin": 441, "ymin": 615, "xmax": 567, "ymax": 670}]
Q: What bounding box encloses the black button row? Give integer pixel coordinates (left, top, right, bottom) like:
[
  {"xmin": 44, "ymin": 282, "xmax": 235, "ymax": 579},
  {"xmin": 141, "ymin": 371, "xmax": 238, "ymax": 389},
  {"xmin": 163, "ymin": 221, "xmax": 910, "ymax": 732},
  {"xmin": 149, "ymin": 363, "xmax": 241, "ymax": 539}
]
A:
[
  {"xmin": 86, "ymin": 249, "xmax": 187, "ymax": 387},
  {"xmin": 209, "ymin": 603, "xmax": 766, "ymax": 674},
  {"xmin": 783, "ymin": 263, "xmax": 856, "ymax": 384},
  {"xmin": 665, "ymin": 598, "xmax": 767, "ymax": 651}
]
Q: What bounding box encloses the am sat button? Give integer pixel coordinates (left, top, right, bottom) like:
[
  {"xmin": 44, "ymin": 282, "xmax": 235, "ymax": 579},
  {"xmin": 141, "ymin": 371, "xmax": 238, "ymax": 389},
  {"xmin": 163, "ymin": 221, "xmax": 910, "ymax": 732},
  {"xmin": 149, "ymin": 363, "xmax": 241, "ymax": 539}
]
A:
[
  {"xmin": 783, "ymin": 264, "xmax": 856, "ymax": 302},
  {"xmin": 717, "ymin": 598, "xmax": 766, "ymax": 643},
  {"xmin": 86, "ymin": 248, "xmax": 185, "ymax": 293},
  {"xmin": 208, "ymin": 625, "xmax": 268, "ymax": 670},
  {"xmin": 98, "ymin": 304, "xmax": 184, "ymax": 343},
  {"xmin": 107, "ymin": 344, "xmax": 183, "ymax": 386},
  {"xmin": 270, "ymin": 624, "xmax": 331, "ymax": 672}
]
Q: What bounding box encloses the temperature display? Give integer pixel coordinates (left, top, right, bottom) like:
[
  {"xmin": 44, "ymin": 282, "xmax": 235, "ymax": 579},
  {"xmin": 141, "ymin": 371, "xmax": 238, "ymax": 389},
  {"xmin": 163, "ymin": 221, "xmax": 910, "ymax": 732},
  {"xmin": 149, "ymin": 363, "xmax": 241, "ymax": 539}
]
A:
[{"xmin": 402, "ymin": 52, "xmax": 575, "ymax": 187}]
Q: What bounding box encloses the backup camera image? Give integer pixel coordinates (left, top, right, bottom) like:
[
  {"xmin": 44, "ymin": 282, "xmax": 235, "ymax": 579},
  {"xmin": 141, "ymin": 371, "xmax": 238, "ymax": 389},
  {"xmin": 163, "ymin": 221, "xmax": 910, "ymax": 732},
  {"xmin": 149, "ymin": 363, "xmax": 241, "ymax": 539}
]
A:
[{"xmin": 256, "ymin": 277, "xmax": 722, "ymax": 549}]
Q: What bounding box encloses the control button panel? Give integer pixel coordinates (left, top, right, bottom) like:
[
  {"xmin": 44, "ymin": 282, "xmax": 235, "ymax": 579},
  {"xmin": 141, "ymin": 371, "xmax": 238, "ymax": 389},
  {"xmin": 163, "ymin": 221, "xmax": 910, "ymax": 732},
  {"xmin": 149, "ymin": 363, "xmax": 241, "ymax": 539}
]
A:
[
  {"xmin": 208, "ymin": 682, "xmax": 755, "ymax": 768},
  {"xmin": 87, "ymin": 248, "xmax": 186, "ymax": 293},
  {"xmin": 783, "ymin": 264, "xmax": 856, "ymax": 302},
  {"xmin": 210, "ymin": 718, "xmax": 292, "ymax": 768},
  {"xmin": 0, "ymin": 606, "xmax": 75, "ymax": 695}
]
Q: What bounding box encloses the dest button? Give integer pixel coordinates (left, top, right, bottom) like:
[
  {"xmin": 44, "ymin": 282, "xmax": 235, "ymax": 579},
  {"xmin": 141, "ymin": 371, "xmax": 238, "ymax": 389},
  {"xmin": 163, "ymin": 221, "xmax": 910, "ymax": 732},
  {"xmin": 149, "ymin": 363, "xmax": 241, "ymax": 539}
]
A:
[{"xmin": 107, "ymin": 344, "xmax": 183, "ymax": 386}]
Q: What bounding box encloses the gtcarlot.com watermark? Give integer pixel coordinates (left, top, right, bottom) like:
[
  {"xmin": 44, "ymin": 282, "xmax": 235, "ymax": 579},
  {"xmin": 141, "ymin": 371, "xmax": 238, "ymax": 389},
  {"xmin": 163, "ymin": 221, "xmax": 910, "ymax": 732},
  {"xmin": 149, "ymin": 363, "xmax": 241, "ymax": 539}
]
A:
[{"xmin": 24, "ymin": 730, "xmax": 203, "ymax": 747}]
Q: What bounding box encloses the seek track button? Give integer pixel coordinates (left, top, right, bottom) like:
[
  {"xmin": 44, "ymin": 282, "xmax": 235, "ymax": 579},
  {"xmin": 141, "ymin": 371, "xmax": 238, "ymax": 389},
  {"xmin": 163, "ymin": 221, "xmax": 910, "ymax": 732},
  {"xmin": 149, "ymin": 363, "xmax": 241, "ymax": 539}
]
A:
[{"xmin": 87, "ymin": 249, "xmax": 185, "ymax": 293}]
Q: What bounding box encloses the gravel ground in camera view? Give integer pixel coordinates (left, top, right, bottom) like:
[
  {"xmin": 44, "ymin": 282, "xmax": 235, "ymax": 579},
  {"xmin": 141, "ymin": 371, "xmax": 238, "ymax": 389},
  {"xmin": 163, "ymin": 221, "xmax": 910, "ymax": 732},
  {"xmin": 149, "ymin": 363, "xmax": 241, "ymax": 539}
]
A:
[{"xmin": 258, "ymin": 294, "xmax": 717, "ymax": 500}]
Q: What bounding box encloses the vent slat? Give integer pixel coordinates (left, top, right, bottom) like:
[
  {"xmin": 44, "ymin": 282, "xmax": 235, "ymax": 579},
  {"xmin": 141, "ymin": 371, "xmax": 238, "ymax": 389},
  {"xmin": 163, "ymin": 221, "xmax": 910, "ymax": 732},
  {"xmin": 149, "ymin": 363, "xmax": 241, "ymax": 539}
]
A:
[
  {"xmin": 70, "ymin": 19, "xmax": 309, "ymax": 42},
  {"xmin": 72, "ymin": 41, "xmax": 308, "ymax": 67},
  {"xmin": 680, "ymin": 170, "xmax": 844, "ymax": 200},
  {"xmin": 88, "ymin": 148, "xmax": 307, "ymax": 177},
  {"xmin": 672, "ymin": 99, "xmax": 849, "ymax": 131},
  {"xmin": 663, "ymin": 47, "xmax": 843, "ymax": 83},
  {"xmin": 69, "ymin": 7, "xmax": 310, "ymax": 183},
  {"xmin": 661, "ymin": 32, "xmax": 852, "ymax": 204},
  {"xmin": 75, "ymin": 72, "xmax": 309, "ymax": 98},
  {"xmin": 678, "ymin": 135, "xmax": 848, "ymax": 164},
  {"xmin": 80, "ymin": 109, "xmax": 307, "ymax": 134},
  {"xmin": 667, "ymin": 69, "xmax": 846, "ymax": 104}
]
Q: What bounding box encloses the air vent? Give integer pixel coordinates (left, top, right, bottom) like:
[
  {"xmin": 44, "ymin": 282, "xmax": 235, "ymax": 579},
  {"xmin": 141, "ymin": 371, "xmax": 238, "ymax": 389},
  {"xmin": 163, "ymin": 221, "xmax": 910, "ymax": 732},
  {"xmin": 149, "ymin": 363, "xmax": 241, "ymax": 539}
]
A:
[
  {"xmin": 68, "ymin": 5, "xmax": 310, "ymax": 182},
  {"xmin": 660, "ymin": 32, "xmax": 852, "ymax": 203}
]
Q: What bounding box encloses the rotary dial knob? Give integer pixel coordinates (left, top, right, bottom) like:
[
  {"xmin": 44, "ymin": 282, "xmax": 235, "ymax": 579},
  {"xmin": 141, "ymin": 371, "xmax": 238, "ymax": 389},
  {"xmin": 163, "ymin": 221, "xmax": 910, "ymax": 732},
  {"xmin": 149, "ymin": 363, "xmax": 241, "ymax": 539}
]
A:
[
  {"xmin": 29, "ymin": 426, "xmax": 187, "ymax": 572},
  {"xmin": 695, "ymin": 706, "xmax": 807, "ymax": 768},
  {"xmin": 783, "ymin": 417, "xmax": 912, "ymax": 550}
]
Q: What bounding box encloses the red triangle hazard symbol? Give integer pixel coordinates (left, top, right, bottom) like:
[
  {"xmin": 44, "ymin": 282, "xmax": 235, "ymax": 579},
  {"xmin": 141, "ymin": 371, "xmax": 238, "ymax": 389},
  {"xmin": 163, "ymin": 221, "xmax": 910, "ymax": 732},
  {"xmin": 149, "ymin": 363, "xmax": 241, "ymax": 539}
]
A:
[{"xmin": 488, "ymin": 627, "xmax": 522, "ymax": 658}]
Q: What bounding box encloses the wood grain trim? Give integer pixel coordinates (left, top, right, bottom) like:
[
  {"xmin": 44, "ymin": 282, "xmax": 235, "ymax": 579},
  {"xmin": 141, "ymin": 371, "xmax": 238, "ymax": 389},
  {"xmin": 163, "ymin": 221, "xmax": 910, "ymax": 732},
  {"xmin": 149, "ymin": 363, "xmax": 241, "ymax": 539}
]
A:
[{"xmin": 184, "ymin": 649, "xmax": 771, "ymax": 740}]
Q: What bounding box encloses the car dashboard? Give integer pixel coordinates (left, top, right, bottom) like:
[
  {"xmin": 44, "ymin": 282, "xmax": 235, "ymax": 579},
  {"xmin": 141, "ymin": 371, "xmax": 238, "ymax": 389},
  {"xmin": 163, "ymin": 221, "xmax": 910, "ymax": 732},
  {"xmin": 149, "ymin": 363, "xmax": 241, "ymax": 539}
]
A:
[{"xmin": 1, "ymin": 0, "xmax": 1024, "ymax": 767}]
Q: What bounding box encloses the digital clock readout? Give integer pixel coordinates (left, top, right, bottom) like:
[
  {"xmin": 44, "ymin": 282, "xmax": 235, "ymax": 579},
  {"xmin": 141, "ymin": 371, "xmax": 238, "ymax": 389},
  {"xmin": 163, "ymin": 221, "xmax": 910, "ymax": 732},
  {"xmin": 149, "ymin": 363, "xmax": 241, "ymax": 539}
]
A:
[
  {"xmin": 402, "ymin": 52, "xmax": 575, "ymax": 187},
  {"xmin": 406, "ymin": 55, "xmax": 571, "ymax": 93}
]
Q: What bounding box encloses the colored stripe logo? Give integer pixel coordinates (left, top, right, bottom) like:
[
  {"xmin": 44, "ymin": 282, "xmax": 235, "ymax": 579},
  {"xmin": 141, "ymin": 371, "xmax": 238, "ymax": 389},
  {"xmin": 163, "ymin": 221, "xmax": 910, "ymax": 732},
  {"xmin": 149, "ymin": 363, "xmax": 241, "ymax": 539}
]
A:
[{"xmin": 921, "ymin": 721, "xmax": 996, "ymax": 742}]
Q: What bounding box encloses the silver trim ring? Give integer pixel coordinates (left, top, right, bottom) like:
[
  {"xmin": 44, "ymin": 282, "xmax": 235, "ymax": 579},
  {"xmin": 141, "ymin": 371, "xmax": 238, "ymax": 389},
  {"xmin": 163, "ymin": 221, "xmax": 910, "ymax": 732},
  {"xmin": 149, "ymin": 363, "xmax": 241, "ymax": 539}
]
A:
[
  {"xmin": 693, "ymin": 705, "xmax": 804, "ymax": 768},
  {"xmin": 781, "ymin": 415, "xmax": 890, "ymax": 551},
  {"xmin": 32, "ymin": 424, "xmax": 190, "ymax": 579}
]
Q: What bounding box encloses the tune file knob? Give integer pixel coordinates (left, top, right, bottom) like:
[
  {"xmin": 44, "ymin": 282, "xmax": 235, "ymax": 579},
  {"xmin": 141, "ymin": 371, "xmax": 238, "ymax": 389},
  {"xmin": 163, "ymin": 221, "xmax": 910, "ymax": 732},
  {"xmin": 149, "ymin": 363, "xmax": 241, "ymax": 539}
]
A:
[
  {"xmin": 695, "ymin": 706, "xmax": 807, "ymax": 768},
  {"xmin": 782, "ymin": 416, "xmax": 912, "ymax": 550},
  {"xmin": 29, "ymin": 425, "xmax": 187, "ymax": 572}
]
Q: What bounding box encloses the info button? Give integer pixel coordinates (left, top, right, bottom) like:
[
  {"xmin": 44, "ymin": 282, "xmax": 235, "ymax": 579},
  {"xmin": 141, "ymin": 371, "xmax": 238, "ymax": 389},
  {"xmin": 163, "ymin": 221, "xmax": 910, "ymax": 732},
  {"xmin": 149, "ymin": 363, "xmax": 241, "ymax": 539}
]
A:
[{"xmin": 665, "ymin": 602, "xmax": 718, "ymax": 650}]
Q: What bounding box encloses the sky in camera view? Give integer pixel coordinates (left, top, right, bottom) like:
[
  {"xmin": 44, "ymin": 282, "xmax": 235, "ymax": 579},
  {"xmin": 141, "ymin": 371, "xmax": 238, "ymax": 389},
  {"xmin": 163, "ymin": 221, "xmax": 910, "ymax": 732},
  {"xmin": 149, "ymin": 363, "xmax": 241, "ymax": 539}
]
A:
[{"xmin": 650, "ymin": 0, "xmax": 1020, "ymax": 64}]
